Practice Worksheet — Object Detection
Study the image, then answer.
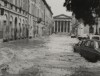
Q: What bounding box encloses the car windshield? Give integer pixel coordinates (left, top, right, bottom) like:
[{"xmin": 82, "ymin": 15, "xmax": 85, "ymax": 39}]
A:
[{"xmin": 78, "ymin": 41, "xmax": 82, "ymax": 45}]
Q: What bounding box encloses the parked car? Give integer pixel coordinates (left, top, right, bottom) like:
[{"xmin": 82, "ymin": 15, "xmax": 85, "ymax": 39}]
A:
[
  {"xmin": 74, "ymin": 39, "xmax": 100, "ymax": 62},
  {"xmin": 74, "ymin": 40, "xmax": 86, "ymax": 53},
  {"xmin": 89, "ymin": 35, "xmax": 100, "ymax": 40},
  {"xmin": 71, "ymin": 34, "xmax": 76, "ymax": 38},
  {"xmin": 79, "ymin": 39, "xmax": 100, "ymax": 62},
  {"xmin": 78, "ymin": 34, "xmax": 88, "ymax": 40}
]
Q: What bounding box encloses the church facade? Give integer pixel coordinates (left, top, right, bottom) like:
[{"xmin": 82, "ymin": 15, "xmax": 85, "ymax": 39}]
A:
[{"xmin": 53, "ymin": 14, "xmax": 72, "ymax": 34}]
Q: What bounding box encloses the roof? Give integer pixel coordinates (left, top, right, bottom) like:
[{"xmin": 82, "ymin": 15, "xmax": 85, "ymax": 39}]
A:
[
  {"xmin": 42, "ymin": 0, "xmax": 53, "ymax": 15},
  {"xmin": 53, "ymin": 14, "xmax": 72, "ymax": 19}
]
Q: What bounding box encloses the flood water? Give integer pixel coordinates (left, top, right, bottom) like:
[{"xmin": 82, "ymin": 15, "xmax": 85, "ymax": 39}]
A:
[{"xmin": 0, "ymin": 34, "xmax": 100, "ymax": 76}]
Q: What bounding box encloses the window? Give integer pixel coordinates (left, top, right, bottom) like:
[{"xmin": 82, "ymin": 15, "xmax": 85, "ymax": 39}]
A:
[
  {"xmin": 19, "ymin": 23, "xmax": 21, "ymax": 33},
  {"xmin": 78, "ymin": 41, "xmax": 82, "ymax": 46},
  {"xmin": 99, "ymin": 28, "xmax": 100, "ymax": 35},
  {"xmin": 1, "ymin": 8, "xmax": 4, "ymax": 15},
  {"xmin": 11, "ymin": 5, "xmax": 13, "ymax": 9},
  {"xmin": 4, "ymin": 1, "xmax": 7, "ymax": 7},
  {"xmin": 19, "ymin": 8, "xmax": 21, "ymax": 13},
  {"xmin": 23, "ymin": 11, "xmax": 24, "ymax": 14},
  {"xmin": 95, "ymin": 42, "xmax": 99, "ymax": 49},
  {"xmin": 90, "ymin": 41, "xmax": 94, "ymax": 48},
  {"xmin": 4, "ymin": 21, "xmax": 6, "ymax": 25},
  {"xmin": 85, "ymin": 41, "xmax": 91, "ymax": 47},
  {"xmin": 80, "ymin": 40, "xmax": 86, "ymax": 46},
  {"xmin": 15, "ymin": 7, "xmax": 17, "ymax": 12}
]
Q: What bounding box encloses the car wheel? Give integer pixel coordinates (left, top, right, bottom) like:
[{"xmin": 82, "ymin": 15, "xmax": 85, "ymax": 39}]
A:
[
  {"xmin": 93, "ymin": 55, "xmax": 98, "ymax": 62},
  {"xmin": 79, "ymin": 50, "xmax": 84, "ymax": 57},
  {"xmin": 74, "ymin": 48, "xmax": 77, "ymax": 52},
  {"xmin": 74, "ymin": 48, "xmax": 77, "ymax": 53},
  {"xmin": 87, "ymin": 55, "xmax": 98, "ymax": 63}
]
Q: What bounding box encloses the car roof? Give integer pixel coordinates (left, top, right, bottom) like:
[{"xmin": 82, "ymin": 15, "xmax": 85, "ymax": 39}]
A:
[
  {"xmin": 84, "ymin": 39, "xmax": 100, "ymax": 42},
  {"xmin": 90, "ymin": 35, "xmax": 100, "ymax": 37}
]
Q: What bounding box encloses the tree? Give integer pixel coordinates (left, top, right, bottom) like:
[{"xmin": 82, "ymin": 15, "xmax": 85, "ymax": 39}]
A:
[{"xmin": 64, "ymin": 0, "xmax": 100, "ymax": 25}]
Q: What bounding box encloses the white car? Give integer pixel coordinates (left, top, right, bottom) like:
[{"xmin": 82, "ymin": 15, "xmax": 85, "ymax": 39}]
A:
[
  {"xmin": 89, "ymin": 35, "xmax": 100, "ymax": 40},
  {"xmin": 71, "ymin": 34, "xmax": 76, "ymax": 38},
  {"xmin": 78, "ymin": 34, "xmax": 88, "ymax": 39}
]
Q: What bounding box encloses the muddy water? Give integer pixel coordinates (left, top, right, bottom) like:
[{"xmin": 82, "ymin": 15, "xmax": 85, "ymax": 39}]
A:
[{"xmin": 1, "ymin": 35, "xmax": 100, "ymax": 76}]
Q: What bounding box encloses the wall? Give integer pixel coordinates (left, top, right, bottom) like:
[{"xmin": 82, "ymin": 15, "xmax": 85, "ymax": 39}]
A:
[{"xmin": 0, "ymin": 0, "xmax": 53, "ymax": 42}]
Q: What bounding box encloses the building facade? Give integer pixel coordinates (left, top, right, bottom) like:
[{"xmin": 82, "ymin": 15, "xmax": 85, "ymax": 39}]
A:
[
  {"xmin": 0, "ymin": 0, "xmax": 53, "ymax": 42},
  {"xmin": 28, "ymin": 0, "xmax": 53, "ymax": 38},
  {"xmin": 71, "ymin": 14, "xmax": 97, "ymax": 37},
  {"xmin": 0, "ymin": 0, "xmax": 29, "ymax": 42},
  {"xmin": 53, "ymin": 14, "xmax": 72, "ymax": 34}
]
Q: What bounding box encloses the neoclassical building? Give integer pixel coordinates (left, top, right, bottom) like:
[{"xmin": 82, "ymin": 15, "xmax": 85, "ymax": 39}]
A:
[{"xmin": 53, "ymin": 14, "xmax": 72, "ymax": 33}]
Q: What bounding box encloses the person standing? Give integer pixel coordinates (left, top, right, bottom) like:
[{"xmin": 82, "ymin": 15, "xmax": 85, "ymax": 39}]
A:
[{"xmin": 37, "ymin": 18, "xmax": 42, "ymax": 37}]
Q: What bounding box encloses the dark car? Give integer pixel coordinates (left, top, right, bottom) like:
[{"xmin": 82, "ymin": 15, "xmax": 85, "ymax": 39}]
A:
[
  {"xmin": 79, "ymin": 39, "xmax": 100, "ymax": 62},
  {"xmin": 74, "ymin": 40, "xmax": 86, "ymax": 53}
]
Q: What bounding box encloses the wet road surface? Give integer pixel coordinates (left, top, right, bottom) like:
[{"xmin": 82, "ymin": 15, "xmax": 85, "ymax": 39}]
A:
[{"xmin": 0, "ymin": 34, "xmax": 100, "ymax": 76}]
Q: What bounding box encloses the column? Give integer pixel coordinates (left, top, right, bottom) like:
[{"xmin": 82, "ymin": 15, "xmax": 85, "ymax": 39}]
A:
[
  {"xmin": 68, "ymin": 21, "xmax": 70, "ymax": 33},
  {"xmin": 58, "ymin": 21, "xmax": 59, "ymax": 32},
  {"xmin": 60, "ymin": 21, "xmax": 61, "ymax": 32},
  {"xmin": 66, "ymin": 21, "xmax": 68, "ymax": 33},
  {"xmin": 54, "ymin": 21, "xmax": 55, "ymax": 33},
  {"xmin": 69, "ymin": 21, "xmax": 71, "ymax": 33},
  {"xmin": 64, "ymin": 21, "xmax": 66, "ymax": 32},
  {"xmin": 56, "ymin": 21, "xmax": 58, "ymax": 32},
  {"xmin": 58, "ymin": 20, "xmax": 60, "ymax": 32},
  {"xmin": 61, "ymin": 21, "xmax": 63, "ymax": 32},
  {"xmin": 55, "ymin": 21, "xmax": 57, "ymax": 33},
  {"xmin": 57, "ymin": 21, "xmax": 59, "ymax": 33},
  {"xmin": 62, "ymin": 21, "xmax": 63, "ymax": 32},
  {"xmin": 63, "ymin": 21, "xmax": 65, "ymax": 32},
  {"xmin": 62, "ymin": 21, "xmax": 64, "ymax": 32}
]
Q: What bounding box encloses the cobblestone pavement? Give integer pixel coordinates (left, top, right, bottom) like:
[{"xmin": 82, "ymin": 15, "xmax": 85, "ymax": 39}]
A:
[{"xmin": 0, "ymin": 34, "xmax": 100, "ymax": 76}]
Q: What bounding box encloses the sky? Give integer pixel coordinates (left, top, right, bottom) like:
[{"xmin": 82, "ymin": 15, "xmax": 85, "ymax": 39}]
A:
[{"xmin": 46, "ymin": 0, "xmax": 72, "ymax": 16}]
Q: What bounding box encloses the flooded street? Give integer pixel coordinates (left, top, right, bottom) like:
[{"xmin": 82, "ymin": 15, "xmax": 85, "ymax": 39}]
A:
[{"xmin": 1, "ymin": 34, "xmax": 100, "ymax": 76}]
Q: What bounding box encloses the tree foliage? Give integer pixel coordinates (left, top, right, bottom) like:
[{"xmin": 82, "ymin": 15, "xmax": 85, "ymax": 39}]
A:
[{"xmin": 64, "ymin": 0, "xmax": 100, "ymax": 25}]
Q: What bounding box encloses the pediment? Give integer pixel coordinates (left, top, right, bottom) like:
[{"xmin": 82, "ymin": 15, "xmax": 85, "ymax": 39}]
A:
[{"xmin": 54, "ymin": 14, "xmax": 72, "ymax": 19}]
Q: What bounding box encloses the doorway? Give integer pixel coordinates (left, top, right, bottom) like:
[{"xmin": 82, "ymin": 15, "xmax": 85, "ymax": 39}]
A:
[{"xmin": 14, "ymin": 17, "xmax": 17, "ymax": 40}]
